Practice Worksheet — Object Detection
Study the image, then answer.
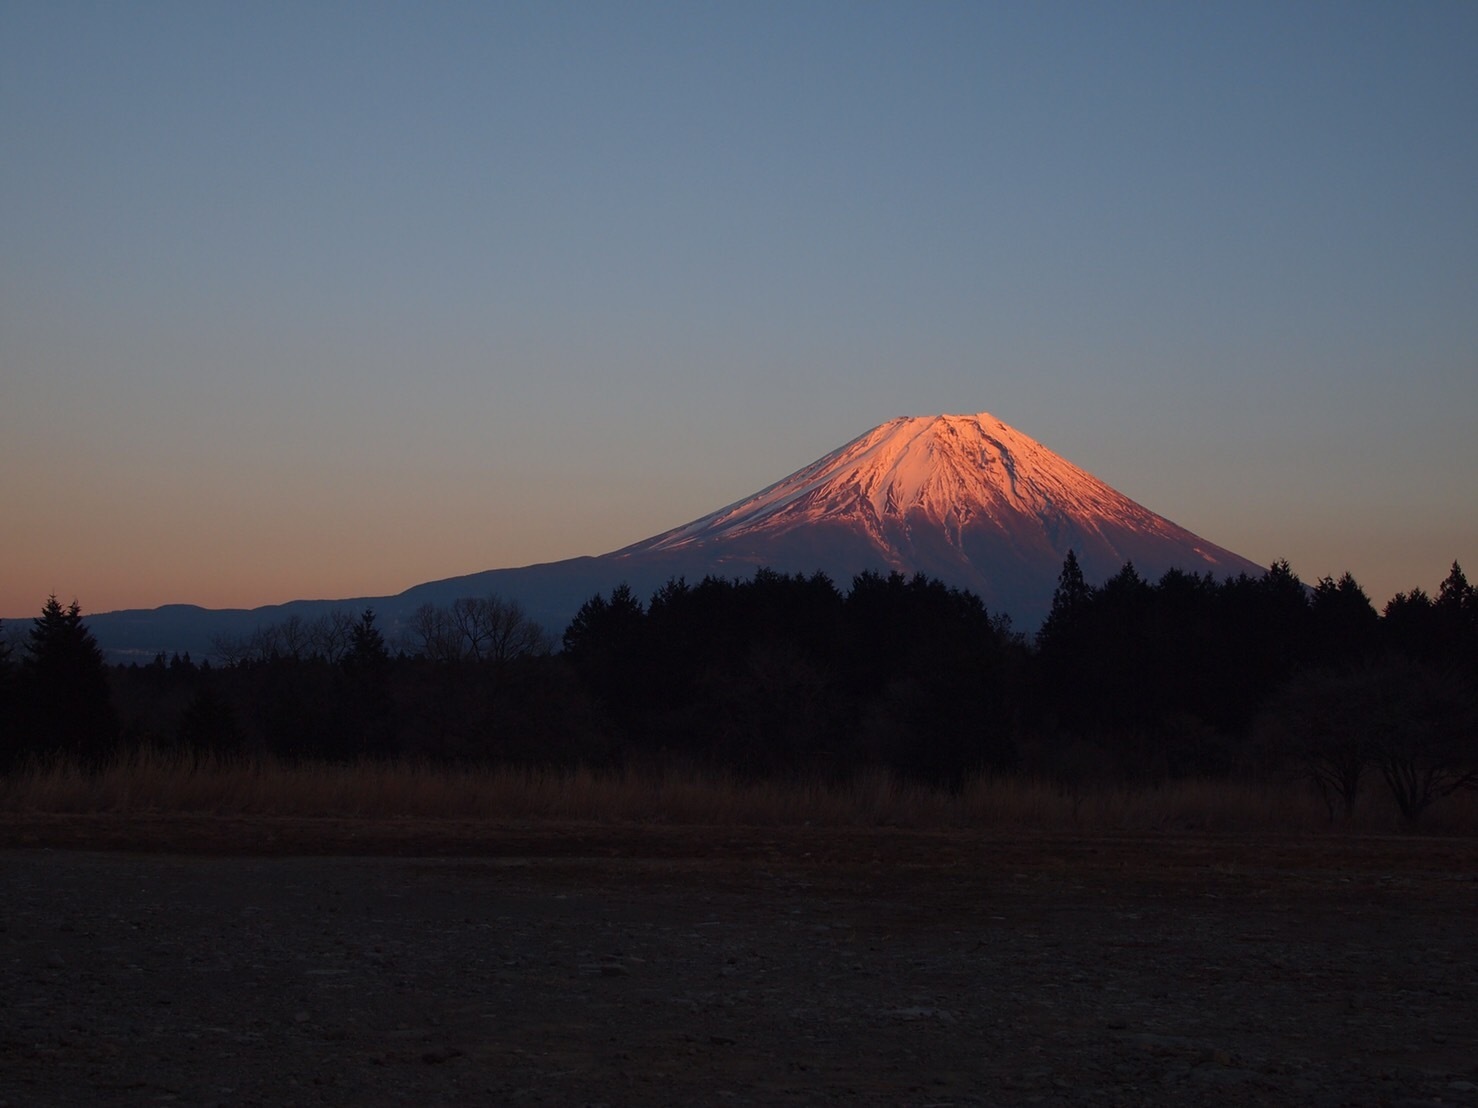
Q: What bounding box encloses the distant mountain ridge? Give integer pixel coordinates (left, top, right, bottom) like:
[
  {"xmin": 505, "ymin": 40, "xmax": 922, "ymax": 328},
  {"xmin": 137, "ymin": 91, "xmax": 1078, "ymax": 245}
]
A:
[{"xmin": 79, "ymin": 412, "xmax": 1265, "ymax": 660}]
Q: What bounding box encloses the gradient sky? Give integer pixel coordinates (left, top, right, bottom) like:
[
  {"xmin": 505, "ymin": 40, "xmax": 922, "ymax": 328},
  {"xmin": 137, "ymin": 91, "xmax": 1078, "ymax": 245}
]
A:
[{"xmin": 3, "ymin": 1, "xmax": 1475, "ymax": 622}]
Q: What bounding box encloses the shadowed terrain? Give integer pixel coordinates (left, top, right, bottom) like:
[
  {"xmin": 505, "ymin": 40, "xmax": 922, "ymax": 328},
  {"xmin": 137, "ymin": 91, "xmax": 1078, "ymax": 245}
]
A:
[{"xmin": 3, "ymin": 825, "xmax": 1475, "ymax": 1106}]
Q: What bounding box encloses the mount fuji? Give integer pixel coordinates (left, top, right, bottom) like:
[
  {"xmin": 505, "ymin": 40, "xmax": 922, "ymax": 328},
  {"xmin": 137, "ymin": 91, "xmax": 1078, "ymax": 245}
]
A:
[
  {"xmin": 84, "ymin": 412, "xmax": 1266, "ymax": 659},
  {"xmin": 605, "ymin": 412, "xmax": 1262, "ymax": 610}
]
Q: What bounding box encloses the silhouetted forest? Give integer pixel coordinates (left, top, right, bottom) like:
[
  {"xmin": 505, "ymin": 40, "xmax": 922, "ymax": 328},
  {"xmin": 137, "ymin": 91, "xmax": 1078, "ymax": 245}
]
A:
[{"xmin": 2, "ymin": 557, "xmax": 1475, "ymax": 822}]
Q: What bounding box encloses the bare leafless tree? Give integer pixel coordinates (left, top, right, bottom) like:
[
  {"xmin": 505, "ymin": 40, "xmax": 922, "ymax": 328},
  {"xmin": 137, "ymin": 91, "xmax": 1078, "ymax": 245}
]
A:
[
  {"xmin": 408, "ymin": 596, "xmax": 550, "ymax": 663},
  {"xmin": 409, "ymin": 603, "xmax": 460, "ymax": 663},
  {"xmin": 307, "ymin": 609, "xmax": 356, "ymax": 664},
  {"xmin": 1365, "ymin": 658, "xmax": 1478, "ymax": 823},
  {"xmin": 276, "ymin": 615, "xmax": 311, "ymax": 660},
  {"xmin": 208, "ymin": 632, "xmax": 250, "ymax": 667},
  {"xmin": 1259, "ymin": 668, "xmax": 1371, "ymax": 821},
  {"xmin": 1264, "ymin": 657, "xmax": 1477, "ymax": 824}
]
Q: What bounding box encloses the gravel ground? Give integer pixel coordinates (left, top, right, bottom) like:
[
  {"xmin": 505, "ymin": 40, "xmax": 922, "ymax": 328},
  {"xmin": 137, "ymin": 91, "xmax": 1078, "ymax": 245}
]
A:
[{"xmin": 2, "ymin": 823, "xmax": 1476, "ymax": 1106}]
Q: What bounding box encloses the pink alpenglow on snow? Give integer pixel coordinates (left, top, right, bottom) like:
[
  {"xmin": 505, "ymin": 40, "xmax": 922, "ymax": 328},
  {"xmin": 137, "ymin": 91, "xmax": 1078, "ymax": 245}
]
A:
[{"xmin": 612, "ymin": 412, "xmax": 1264, "ymax": 624}]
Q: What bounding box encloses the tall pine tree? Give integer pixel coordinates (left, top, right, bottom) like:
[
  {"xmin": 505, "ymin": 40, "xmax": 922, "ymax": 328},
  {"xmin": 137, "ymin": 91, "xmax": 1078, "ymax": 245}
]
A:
[{"xmin": 18, "ymin": 597, "xmax": 120, "ymax": 769}]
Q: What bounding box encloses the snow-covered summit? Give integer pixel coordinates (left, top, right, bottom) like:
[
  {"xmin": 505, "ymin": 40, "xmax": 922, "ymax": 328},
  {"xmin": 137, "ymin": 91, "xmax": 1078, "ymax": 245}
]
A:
[
  {"xmin": 609, "ymin": 411, "xmax": 1263, "ymax": 623},
  {"xmin": 625, "ymin": 413, "xmax": 1216, "ymax": 553}
]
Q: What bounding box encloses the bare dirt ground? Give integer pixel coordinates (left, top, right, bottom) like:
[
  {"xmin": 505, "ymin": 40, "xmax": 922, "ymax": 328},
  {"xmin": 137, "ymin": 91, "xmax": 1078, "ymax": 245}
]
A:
[{"xmin": 2, "ymin": 818, "xmax": 1476, "ymax": 1106}]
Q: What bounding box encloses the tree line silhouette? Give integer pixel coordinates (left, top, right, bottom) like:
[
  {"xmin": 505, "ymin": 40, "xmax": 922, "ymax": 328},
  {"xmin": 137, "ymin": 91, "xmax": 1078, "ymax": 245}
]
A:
[{"xmin": 2, "ymin": 556, "xmax": 1474, "ymax": 821}]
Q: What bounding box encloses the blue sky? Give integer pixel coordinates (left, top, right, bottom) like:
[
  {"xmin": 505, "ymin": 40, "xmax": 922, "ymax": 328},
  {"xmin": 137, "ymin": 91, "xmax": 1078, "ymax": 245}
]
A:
[{"xmin": 3, "ymin": 1, "xmax": 1475, "ymax": 618}]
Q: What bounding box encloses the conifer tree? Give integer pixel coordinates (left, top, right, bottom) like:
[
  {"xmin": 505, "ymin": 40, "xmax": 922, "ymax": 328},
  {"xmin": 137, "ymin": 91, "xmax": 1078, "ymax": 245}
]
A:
[
  {"xmin": 1436, "ymin": 561, "xmax": 1474, "ymax": 612},
  {"xmin": 19, "ymin": 596, "xmax": 120, "ymax": 769},
  {"xmin": 344, "ymin": 608, "xmax": 390, "ymax": 674},
  {"xmin": 1309, "ymin": 572, "xmax": 1379, "ymax": 665},
  {"xmin": 1433, "ymin": 561, "xmax": 1478, "ymax": 676},
  {"xmin": 1036, "ymin": 550, "xmax": 1092, "ymax": 653},
  {"xmin": 0, "ymin": 620, "xmax": 15, "ymax": 766},
  {"xmin": 561, "ymin": 584, "xmax": 649, "ymax": 741}
]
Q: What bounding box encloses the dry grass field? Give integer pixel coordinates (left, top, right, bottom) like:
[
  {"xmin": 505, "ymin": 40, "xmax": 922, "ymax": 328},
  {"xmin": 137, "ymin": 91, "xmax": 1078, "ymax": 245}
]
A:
[{"xmin": 4, "ymin": 749, "xmax": 1476, "ymax": 839}]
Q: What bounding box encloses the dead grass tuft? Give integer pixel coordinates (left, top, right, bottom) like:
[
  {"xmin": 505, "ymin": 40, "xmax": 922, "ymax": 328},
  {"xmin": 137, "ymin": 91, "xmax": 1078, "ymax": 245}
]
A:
[{"xmin": 1, "ymin": 748, "xmax": 1473, "ymax": 833}]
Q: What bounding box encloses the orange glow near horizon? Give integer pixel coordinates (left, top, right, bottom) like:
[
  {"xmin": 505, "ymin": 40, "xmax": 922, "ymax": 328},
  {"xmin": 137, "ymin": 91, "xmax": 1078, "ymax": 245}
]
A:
[{"xmin": 5, "ymin": 500, "xmax": 1472, "ymax": 622}]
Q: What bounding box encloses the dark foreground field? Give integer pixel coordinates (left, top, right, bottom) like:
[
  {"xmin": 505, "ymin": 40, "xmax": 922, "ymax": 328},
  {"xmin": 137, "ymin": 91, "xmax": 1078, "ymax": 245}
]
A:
[{"xmin": 2, "ymin": 822, "xmax": 1476, "ymax": 1107}]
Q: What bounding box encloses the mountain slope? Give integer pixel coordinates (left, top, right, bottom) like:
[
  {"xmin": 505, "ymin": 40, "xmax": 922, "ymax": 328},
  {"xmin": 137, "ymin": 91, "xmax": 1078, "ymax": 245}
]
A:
[
  {"xmin": 601, "ymin": 412, "xmax": 1263, "ymax": 621},
  {"xmin": 80, "ymin": 412, "xmax": 1266, "ymax": 658}
]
